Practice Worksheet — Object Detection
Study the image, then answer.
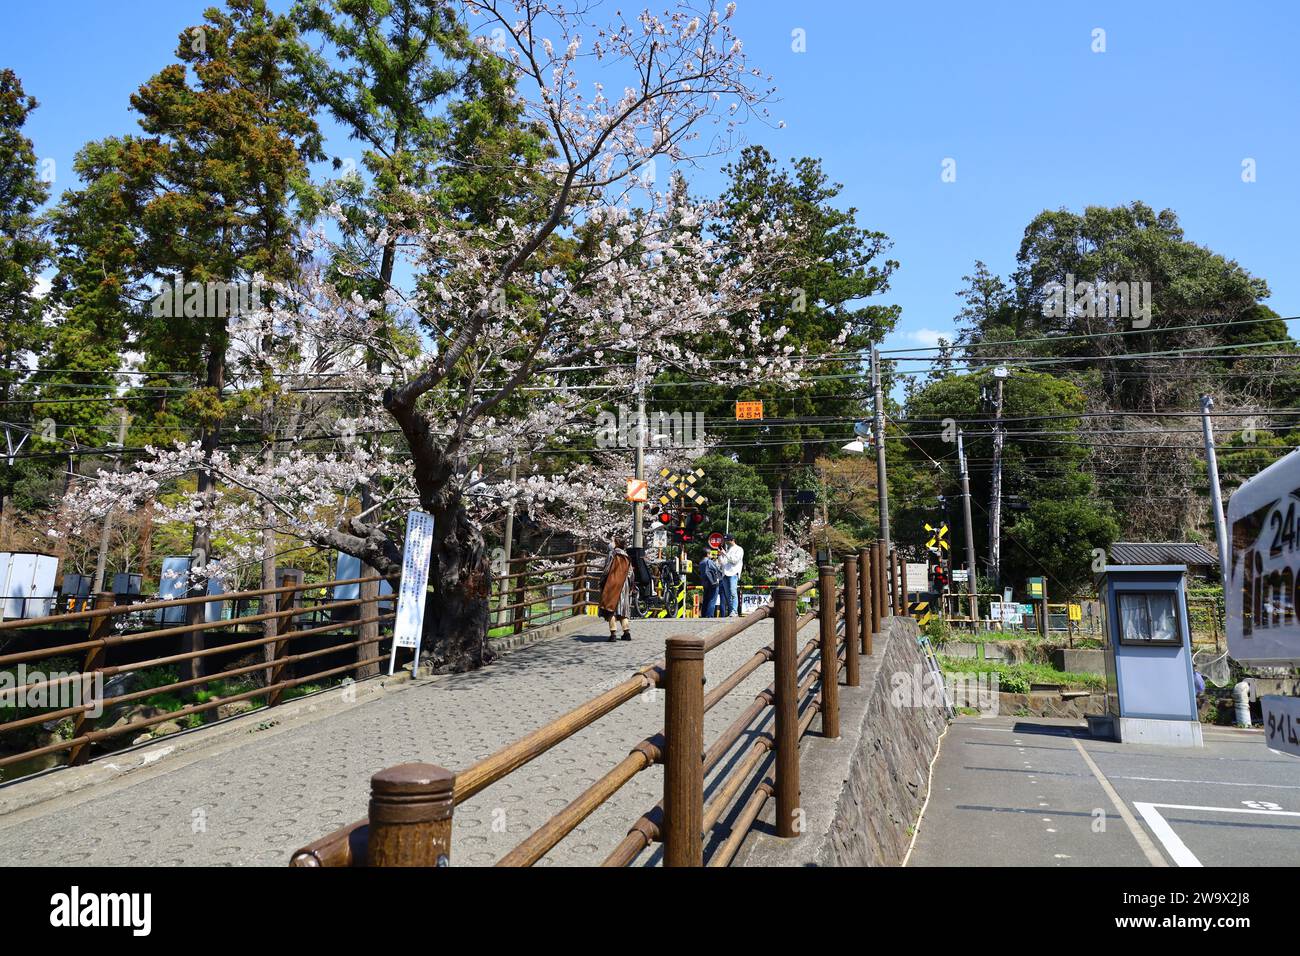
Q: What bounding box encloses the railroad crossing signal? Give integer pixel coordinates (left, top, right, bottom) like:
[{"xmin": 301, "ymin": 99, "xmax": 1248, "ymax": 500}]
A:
[
  {"xmin": 925, "ymin": 522, "xmax": 949, "ymax": 555},
  {"xmin": 658, "ymin": 467, "xmax": 707, "ymax": 508}
]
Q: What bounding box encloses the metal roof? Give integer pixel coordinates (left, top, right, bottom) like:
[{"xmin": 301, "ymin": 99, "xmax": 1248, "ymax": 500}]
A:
[{"xmin": 1109, "ymin": 541, "xmax": 1219, "ymax": 567}]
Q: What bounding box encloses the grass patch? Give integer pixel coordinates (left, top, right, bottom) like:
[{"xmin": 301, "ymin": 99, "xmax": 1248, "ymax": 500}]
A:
[{"xmin": 938, "ymin": 656, "xmax": 1105, "ymax": 693}]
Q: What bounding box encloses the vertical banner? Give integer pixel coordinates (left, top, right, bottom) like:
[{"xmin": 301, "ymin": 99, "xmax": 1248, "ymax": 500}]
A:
[{"xmin": 388, "ymin": 511, "xmax": 436, "ymax": 676}]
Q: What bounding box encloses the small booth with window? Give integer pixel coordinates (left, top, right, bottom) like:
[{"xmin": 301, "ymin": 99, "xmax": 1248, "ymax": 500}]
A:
[{"xmin": 1091, "ymin": 564, "xmax": 1203, "ymax": 747}]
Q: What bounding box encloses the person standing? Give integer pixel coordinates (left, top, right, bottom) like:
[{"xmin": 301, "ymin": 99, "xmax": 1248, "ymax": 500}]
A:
[
  {"xmin": 598, "ymin": 536, "xmax": 633, "ymax": 641},
  {"xmin": 720, "ymin": 534, "xmax": 744, "ymax": 617},
  {"xmin": 699, "ymin": 549, "xmax": 724, "ymax": 618}
]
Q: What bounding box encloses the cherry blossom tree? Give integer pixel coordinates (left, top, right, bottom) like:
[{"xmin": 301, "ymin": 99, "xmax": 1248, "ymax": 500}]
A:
[{"xmin": 63, "ymin": 0, "xmax": 814, "ymax": 672}]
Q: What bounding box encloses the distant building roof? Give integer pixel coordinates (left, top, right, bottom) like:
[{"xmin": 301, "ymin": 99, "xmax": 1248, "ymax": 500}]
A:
[{"xmin": 1109, "ymin": 542, "xmax": 1219, "ymax": 567}]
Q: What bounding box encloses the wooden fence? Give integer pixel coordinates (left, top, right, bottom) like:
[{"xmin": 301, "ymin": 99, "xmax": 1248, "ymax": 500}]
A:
[
  {"xmin": 0, "ymin": 574, "xmax": 398, "ymax": 776},
  {"xmin": 290, "ymin": 540, "xmax": 906, "ymax": 867}
]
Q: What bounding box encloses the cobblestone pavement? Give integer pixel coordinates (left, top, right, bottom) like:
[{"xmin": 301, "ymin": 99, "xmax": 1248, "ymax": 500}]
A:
[{"xmin": 0, "ymin": 615, "xmax": 814, "ymax": 866}]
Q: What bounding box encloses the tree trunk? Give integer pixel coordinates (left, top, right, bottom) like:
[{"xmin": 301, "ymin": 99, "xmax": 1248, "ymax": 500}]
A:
[{"xmin": 420, "ymin": 498, "xmax": 494, "ymax": 673}]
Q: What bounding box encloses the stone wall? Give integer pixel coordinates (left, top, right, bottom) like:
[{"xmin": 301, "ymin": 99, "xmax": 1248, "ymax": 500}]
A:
[{"xmin": 735, "ymin": 615, "xmax": 947, "ymax": 867}]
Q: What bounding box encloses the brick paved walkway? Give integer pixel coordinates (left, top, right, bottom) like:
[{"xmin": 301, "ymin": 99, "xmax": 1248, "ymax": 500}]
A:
[{"xmin": 0, "ymin": 615, "xmax": 813, "ymax": 866}]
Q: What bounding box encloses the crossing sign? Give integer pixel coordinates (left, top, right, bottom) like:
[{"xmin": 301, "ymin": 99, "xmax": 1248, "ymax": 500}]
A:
[
  {"xmin": 924, "ymin": 522, "xmax": 949, "ymax": 554},
  {"xmin": 658, "ymin": 467, "xmax": 708, "ymax": 508},
  {"xmin": 625, "ymin": 478, "xmax": 648, "ymax": 502}
]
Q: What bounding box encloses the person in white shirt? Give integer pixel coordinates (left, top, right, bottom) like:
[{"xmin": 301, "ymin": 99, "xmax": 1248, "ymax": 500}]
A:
[{"xmin": 719, "ymin": 534, "xmax": 744, "ymax": 616}]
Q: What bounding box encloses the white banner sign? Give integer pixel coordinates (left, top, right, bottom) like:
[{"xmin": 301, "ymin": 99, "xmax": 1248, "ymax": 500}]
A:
[
  {"xmin": 952, "ymin": 568, "xmax": 969, "ymax": 584},
  {"xmin": 1226, "ymin": 447, "xmax": 1300, "ymax": 664},
  {"xmin": 389, "ymin": 511, "xmax": 435, "ymax": 674},
  {"xmin": 1263, "ymin": 695, "xmax": 1300, "ymax": 759},
  {"xmin": 741, "ymin": 592, "xmax": 768, "ymax": 615},
  {"xmin": 905, "ymin": 563, "xmax": 929, "ymax": 590}
]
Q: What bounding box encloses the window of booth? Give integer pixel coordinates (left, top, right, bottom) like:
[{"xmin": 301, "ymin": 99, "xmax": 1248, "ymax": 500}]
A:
[{"xmin": 1116, "ymin": 590, "xmax": 1181, "ymax": 646}]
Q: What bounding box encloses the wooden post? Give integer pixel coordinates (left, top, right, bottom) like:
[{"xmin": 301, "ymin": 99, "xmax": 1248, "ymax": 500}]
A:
[
  {"xmin": 366, "ymin": 763, "xmax": 455, "ymax": 867},
  {"xmin": 663, "ymin": 634, "xmax": 705, "ymax": 866},
  {"xmin": 891, "ymin": 549, "xmax": 902, "ymax": 614},
  {"xmin": 511, "ymin": 555, "xmax": 527, "ymax": 634},
  {"xmin": 68, "ymin": 592, "xmax": 114, "ymax": 767},
  {"xmin": 843, "ymin": 556, "xmax": 859, "ymax": 687},
  {"xmin": 878, "ymin": 541, "xmax": 889, "ymax": 616},
  {"xmin": 873, "ymin": 542, "xmax": 883, "ymax": 633},
  {"xmin": 357, "ymin": 576, "xmax": 380, "ymax": 679},
  {"xmin": 900, "ymin": 558, "xmax": 909, "ymax": 614},
  {"xmin": 817, "ymin": 565, "xmax": 840, "ymax": 738},
  {"xmin": 772, "ymin": 585, "xmax": 800, "ymax": 838},
  {"xmin": 267, "ymin": 625, "xmax": 290, "ymax": 708},
  {"xmin": 1039, "ymin": 579, "xmax": 1049, "ymax": 639},
  {"xmin": 859, "ymin": 546, "xmax": 874, "ymax": 655}
]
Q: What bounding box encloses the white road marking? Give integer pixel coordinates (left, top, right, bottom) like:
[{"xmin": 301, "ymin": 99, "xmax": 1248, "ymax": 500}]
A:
[
  {"xmin": 1132, "ymin": 802, "xmax": 1300, "ymax": 868},
  {"xmin": 1071, "ymin": 738, "xmax": 1168, "ymax": 867},
  {"xmin": 1117, "ymin": 774, "xmax": 1300, "ymax": 791}
]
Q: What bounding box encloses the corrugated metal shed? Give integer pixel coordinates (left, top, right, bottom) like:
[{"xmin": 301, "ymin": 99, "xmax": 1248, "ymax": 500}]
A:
[{"xmin": 1109, "ymin": 541, "xmax": 1219, "ymax": 567}]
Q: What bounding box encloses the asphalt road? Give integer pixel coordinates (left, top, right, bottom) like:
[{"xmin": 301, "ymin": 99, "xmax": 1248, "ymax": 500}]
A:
[{"xmin": 909, "ymin": 716, "xmax": 1300, "ymax": 866}]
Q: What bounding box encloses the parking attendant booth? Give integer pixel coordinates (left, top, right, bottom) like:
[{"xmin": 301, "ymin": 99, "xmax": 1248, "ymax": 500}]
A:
[{"xmin": 1092, "ymin": 564, "xmax": 1203, "ymax": 747}]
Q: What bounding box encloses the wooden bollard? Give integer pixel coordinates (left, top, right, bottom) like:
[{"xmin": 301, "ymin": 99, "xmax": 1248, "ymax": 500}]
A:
[
  {"xmin": 68, "ymin": 592, "xmax": 114, "ymax": 767},
  {"xmin": 900, "ymin": 558, "xmax": 909, "ymax": 617},
  {"xmin": 366, "ymin": 763, "xmax": 455, "ymax": 867},
  {"xmin": 817, "ymin": 565, "xmax": 840, "ymax": 739},
  {"xmin": 843, "ymin": 556, "xmax": 860, "ymax": 687},
  {"xmin": 663, "ymin": 635, "xmax": 705, "ymax": 866},
  {"xmin": 889, "ymin": 549, "xmax": 900, "ymax": 615},
  {"xmin": 858, "ymin": 547, "xmax": 874, "ymax": 656},
  {"xmin": 878, "ymin": 541, "xmax": 889, "ymax": 624},
  {"xmin": 772, "ymin": 586, "xmax": 800, "ymax": 838}
]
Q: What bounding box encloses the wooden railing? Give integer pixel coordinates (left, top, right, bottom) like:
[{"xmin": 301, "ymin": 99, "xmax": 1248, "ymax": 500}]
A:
[
  {"xmin": 0, "ymin": 573, "xmax": 398, "ymax": 777},
  {"xmin": 494, "ymin": 548, "xmax": 595, "ymax": 632},
  {"xmin": 291, "ymin": 540, "xmax": 903, "ymax": 867}
]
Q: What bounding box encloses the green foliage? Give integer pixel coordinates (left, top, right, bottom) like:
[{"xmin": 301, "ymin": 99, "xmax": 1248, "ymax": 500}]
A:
[
  {"xmin": 938, "ymin": 655, "xmax": 1106, "ymax": 692},
  {"xmin": 901, "ymin": 368, "xmax": 1117, "ymax": 596},
  {"xmin": 690, "ymin": 454, "xmax": 773, "ymax": 582},
  {"xmin": 657, "ymin": 147, "xmax": 898, "ymax": 481}
]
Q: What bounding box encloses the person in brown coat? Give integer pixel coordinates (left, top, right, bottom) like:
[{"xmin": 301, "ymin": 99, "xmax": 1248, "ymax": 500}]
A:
[{"xmin": 598, "ymin": 536, "xmax": 633, "ymax": 641}]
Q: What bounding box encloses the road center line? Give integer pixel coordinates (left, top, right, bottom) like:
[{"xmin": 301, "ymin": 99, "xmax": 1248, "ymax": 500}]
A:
[{"xmin": 1070, "ymin": 738, "xmax": 1167, "ymax": 867}]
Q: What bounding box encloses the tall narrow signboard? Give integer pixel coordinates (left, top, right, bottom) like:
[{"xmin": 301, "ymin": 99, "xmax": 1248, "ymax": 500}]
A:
[{"xmin": 388, "ymin": 511, "xmax": 436, "ymax": 676}]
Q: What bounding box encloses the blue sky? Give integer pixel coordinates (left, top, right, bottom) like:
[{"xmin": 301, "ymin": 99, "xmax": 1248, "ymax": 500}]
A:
[{"xmin": 3, "ymin": 0, "xmax": 1298, "ymax": 349}]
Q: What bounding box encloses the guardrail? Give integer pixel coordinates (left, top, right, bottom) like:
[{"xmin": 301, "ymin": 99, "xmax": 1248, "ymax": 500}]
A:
[
  {"xmin": 0, "ymin": 573, "xmax": 398, "ymax": 776},
  {"xmin": 290, "ymin": 540, "xmax": 901, "ymax": 867},
  {"xmin": 494, "ymin": 549, "xmax": 595, "ymax": 632}
]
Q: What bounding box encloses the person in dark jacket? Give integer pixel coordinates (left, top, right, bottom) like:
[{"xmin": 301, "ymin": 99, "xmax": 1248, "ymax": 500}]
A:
[{"xmin": 699, "ymin": 549, "xmax": 724, "ymax": 618}]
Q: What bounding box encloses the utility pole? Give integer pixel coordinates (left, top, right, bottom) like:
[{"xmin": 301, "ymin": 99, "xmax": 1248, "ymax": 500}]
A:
[
  {"xmin": 957, "ymin": 430, "xmax": 979, "ymax": 626},
  {"xmin": 632, "ymin": 371, "xmax": 646, "ymax": 551},
  {"xmin": 871, "ymin": 347, "xmax": 891, "ymax": 555},
  {"xmin": 1200, "ymin": 394, "xmax": 1231, "ymax": 579},
  {"xmin": 91, "ymin": 408, "xmax": 130, "ymax": 594},
  {"xmin": 987, "ymin": 366, "xmax": 1008, "ymax": 592}
]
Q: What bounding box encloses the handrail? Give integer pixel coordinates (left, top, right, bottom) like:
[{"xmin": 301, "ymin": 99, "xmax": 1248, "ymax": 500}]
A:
[{"xmin": 290, "ymin": 548, "xmax": 905, "ymax": 867}]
